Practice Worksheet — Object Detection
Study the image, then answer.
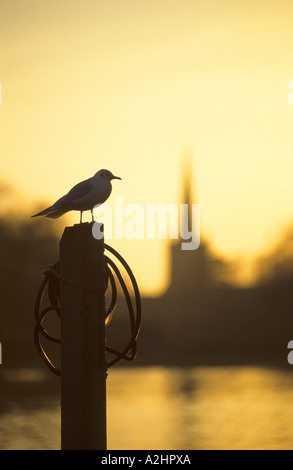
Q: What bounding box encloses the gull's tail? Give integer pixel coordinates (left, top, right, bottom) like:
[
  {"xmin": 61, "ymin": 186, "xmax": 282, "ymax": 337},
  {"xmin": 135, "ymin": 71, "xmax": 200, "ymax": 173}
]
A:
[
  {"xmin": 32, "ymin": 206, "xmax": 69, "ymax": 219},
  {"xmin": 31, "ymin": 194, "xmax": 69, "ymax": 219},
  {"xmin": 45, "ymin": 208, "xmax": 69, "ymax": 219},
  {"xmin": 31, "ymin": 206, "xmax": 55, "ymax": 218}
]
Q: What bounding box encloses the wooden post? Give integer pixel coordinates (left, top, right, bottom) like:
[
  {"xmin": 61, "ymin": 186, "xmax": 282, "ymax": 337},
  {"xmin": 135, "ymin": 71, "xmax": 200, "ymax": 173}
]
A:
[{"xmin": 59, "ymin": 222, "xmax": 107, "ymax": 450}]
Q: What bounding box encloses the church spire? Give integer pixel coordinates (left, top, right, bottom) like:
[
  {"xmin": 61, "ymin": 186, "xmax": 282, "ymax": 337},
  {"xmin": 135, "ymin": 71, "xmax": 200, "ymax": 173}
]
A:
[
  {"xmin": 181, "ymin": 152, "xmax": 196, "ymax": 235},
  {"xmin": 168, "ymin": 151, "xmax": 206, "ymax": 294}
]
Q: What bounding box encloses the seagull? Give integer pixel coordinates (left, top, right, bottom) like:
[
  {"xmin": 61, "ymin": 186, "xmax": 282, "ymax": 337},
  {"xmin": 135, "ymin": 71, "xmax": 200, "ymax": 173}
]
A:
[{"xmin": 32, "ymin": 169, "xmax": 121, "ymax": 223}]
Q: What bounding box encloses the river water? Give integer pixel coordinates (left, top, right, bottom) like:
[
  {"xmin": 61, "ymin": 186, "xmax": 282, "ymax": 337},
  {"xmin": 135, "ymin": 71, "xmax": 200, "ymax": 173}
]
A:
[{"xmin": 0, "ymin": 365, "xmax": 293, "ymax": 450}]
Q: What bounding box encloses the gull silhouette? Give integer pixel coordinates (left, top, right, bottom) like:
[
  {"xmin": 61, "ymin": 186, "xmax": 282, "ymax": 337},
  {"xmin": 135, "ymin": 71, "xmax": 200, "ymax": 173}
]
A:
[{"xmin": 32, "ymin": 169, "xmax": 121, "ymax": 223}]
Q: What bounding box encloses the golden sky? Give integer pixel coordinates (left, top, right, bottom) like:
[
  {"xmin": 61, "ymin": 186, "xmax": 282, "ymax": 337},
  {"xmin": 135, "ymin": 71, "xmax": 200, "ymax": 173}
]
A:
[{"xmin": 1, "ymin": 0, "xmax": 293, "ymax": 294}]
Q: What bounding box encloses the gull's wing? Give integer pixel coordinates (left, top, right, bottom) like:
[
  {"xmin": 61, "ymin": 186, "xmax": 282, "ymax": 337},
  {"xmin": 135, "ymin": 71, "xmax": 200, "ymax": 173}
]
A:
[
  {"xmin": 32, "ymin": 177, "xmax": 94, "ymax": 218},
  {"xmin": 65, "ymin": 178, "xmax": 94, "ymax": 203}
]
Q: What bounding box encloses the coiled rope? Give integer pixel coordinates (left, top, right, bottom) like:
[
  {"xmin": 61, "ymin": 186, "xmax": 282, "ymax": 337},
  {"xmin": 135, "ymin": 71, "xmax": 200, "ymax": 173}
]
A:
[{"xmin": 34, "ymin": 243, "xmax": 141, "ymax": 376}]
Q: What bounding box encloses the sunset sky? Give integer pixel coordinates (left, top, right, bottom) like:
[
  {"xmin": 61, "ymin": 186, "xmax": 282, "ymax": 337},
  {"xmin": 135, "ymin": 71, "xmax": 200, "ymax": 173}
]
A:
[{"xmin": 1, "ymin": 0, "xmax": 293, "ymax": 294}]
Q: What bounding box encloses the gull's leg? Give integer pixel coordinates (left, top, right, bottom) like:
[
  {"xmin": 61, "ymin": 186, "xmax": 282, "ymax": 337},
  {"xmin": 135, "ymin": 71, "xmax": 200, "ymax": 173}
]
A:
[
  {"xmin": 80, "ymin": 211, "xmax": 83, "ymax": 224},
  {"xmin": 91, "ymin": 209, "xmax": 94, "ymax": 222}
]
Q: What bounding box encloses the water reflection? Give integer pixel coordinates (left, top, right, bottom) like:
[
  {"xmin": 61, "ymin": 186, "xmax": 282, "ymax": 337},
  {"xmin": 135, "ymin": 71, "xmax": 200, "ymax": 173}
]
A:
[{"xmin": 1, "ymin": 366, "xmax": 293, "ymax": 449}]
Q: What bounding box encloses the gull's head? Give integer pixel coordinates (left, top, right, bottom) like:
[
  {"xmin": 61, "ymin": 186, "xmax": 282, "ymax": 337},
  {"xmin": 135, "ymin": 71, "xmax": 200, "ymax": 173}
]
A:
[{"xmin": 95, "ymin": 169, "xmax": 122, "ymax": 181}]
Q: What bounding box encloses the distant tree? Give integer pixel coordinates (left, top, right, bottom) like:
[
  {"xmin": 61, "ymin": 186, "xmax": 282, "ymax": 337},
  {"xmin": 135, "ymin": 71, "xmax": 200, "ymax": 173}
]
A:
[
  {"xmin": 0, "ymin": 196, "xmax": 65, "ymax": 367},
  {"xmin": 254, "ymin": 222, "xmax": 293, "ymax": 286}
]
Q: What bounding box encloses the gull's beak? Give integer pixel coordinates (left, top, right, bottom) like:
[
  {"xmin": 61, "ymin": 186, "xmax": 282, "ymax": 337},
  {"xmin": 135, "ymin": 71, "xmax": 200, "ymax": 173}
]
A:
[{"xmin": 112, "ymin": 175, "xmax": 122, "ymax": 180}]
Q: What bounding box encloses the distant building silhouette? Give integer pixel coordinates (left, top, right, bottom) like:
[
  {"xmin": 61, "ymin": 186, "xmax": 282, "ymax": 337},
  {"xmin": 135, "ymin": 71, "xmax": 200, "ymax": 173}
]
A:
[
  {"xmin": 168, "ymin": 157, "xmax": 209, "ymax": 295},
  {"xmin": 133, "ymin": 155, "xmax": 293, "ymax": 367}
]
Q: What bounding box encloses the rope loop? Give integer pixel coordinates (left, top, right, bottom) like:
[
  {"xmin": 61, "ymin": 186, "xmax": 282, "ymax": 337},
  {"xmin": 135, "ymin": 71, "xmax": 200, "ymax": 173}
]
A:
[{"xmin": 34, "ymin": 244, "xmax": 141, "ymax": 375}]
